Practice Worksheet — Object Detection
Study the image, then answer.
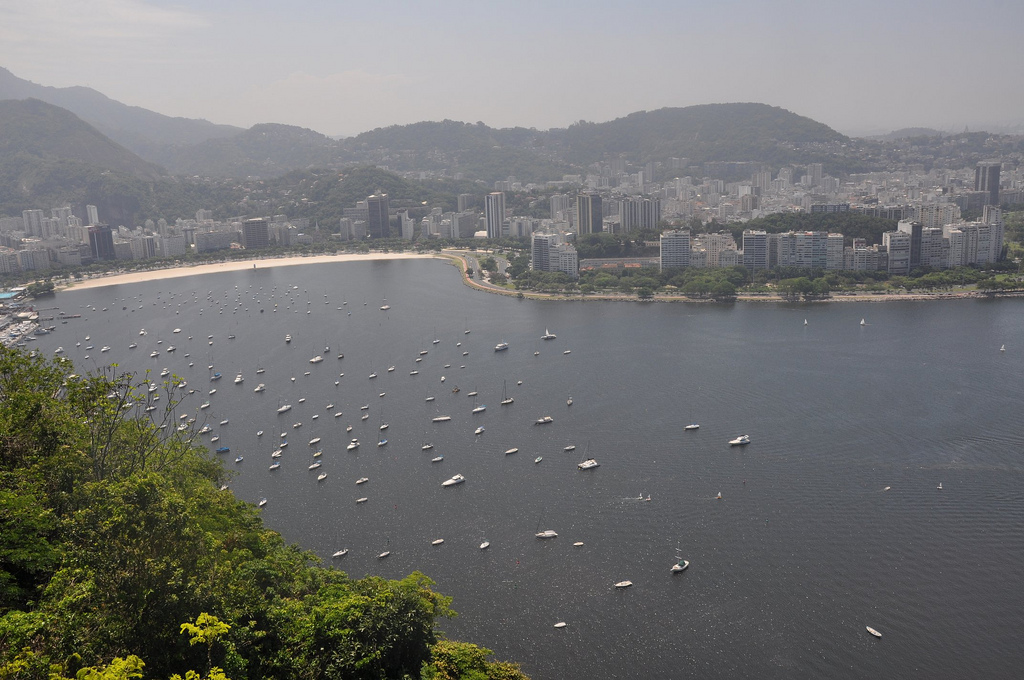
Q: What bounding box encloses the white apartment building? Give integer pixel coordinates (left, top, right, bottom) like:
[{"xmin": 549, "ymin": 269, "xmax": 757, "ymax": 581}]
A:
[{"xmin": 659, "ymin": 229, "xmax": 691, "ymax": 269}]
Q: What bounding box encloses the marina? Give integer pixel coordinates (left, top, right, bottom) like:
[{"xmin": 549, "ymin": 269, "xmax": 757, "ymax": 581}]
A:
[{"xmin": 26, "ymin": 257, "xmax": 1024, "ymax": 680}]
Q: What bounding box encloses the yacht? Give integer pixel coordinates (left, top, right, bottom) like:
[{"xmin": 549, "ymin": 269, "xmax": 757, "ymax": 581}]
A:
[
  {"xmin": 388, "ymin": 365, "xmax": 396, "ymax": 372},
  {"xmin": 308, "ymin": 437, "xmax": 321, "ymax": 446},
  {"xmin": 334, "ymin": 412, "xmax": 343, "ymax": 418},
  {"xmin": 360, "ymin": 404, "xmax": 370, "ymax": 410},
  {"xmin": 614, "ymin": 581, "xmax": 633, "ymax": 589},
  {"xmin": 474, "ymin": 426, "xmax": 485, "ymax": 435},
  {"xmin": 432, "ymin": 416, "xmax": 451, "ymax": 423},
  {"xmin": 254, "ymin": 383, "xmax": 265, "ymax": 393},
  {"xmin": 564, "ymin": 445, "xmax": 576, "ymax": 451},
  {"xmin": 150, "ymin": 351, "xmax": 159, "ymax": 358},
  {"xmin": 347, "ymin": 439, "xmax": 360, "ymax": 451},
  {"xmin": 308, "ymin": 462, "xmax": 321, "ymax": 470},
  {"xmin": 100, "ymin": 346, "xmax": 111, "ymax": 353},
  {"xmin": 535, "ymin": 530, "xmax": 558, "ymax": 539},
  {"xmin": 309, "ymin": 356, "xmax": 323, "ymax": 364},
  {"xmin": 356, "ymin": 477, "xmax": 369, "ymax": 485},
  {"xmin": 269, "ymin": 462, "xmax": 281, "ymax": 471},
  {"xmin": 356, "ymin": 498, "xmax": 368, "ymax": 504},
  {"xmin": 684, "ymin": 424, "xmax": 700, "ymax": 431},
  {"xmin": 494, "ymin": 341, "xmax": 509, "ymax": 351},
  {"xmin": 422, "ymin": 443, "xmax": 434, "ymax": 451},
  {"xmin": 671, "ymin": 560, "xmax": 690, "ymax": 573},
  {"xmin": 504, "ymin": 447, "xmax": 519, "ymax": 455},
  {"xmin": 542, "ymin": 329, "xmax": 556, "ymax": 340},
  {"xmin": 317, "ymin": 473, "xmax": 327, "ymax": 482},
  {"xmin": 567, "ymin": 396, "xmax": 573, "ymax": 406},
  {"xmin": 500, "ymin": 380, "xmax": 514, "ymax": 405},
  {"xmin": 257, "ymin": 498, "xmax": 267, "ymax": 507},
  {"xmin": 160, "ymin": 368, "xmax": 170, "ymax": 377},
  {"xmin": 860, "ymin": 318, "xmax": 866, "ymax": 326},
  {"xmin": 431, "ymin": 539, "xmax": 444, "ymax": 546},
  {"xmin": 234, "ymin": 374, "xmax": 244, "ymax": 384},
  {"xmin": 431, "ymin": 455, "xmax": 443, "ymax": 462},
  {"xmin": 332, "ymin": 549, "xmax": 349, "ymax": 558},
  {"xmin": 535, "ymin": 416, "xmax": 554, "ymax": 425},
  {"xmin": 256, "ymin": 430, "xmax": 264, "ymax": 437},
  {"xmin": 277, "ymin": 404, "xmax": 292, "ymax": 413},
  {"xmin": 479, "ymin": 541, "xmax": 490, "ymax": 550},
  {"xmin": 472, "ymin": 404, "xmax": 486, "ymax": 414},
  {"xmin": 729, "ymin": 435, "xmax": 751, "ymax": 446},
  {"xmin": 534, "ymin": 456, "xmax": 543, "ymax": 464},
  {"xmin": 442, "ymin": 474, "xmax": 465, "ymax": 487},
  {"xmin": 285, "ymin": 334, "xmax": 292, "ymax": 343},
  {"xmin": 578, "ymin": 459, "xmax": 600, "ymax": 470},
  {"xmin": 377, "ymin": 439, "xmax": 388, "ymax": 447},
  {"xmin": 210, "ymin": 372, "xmax": 222, "ymax": 381}
]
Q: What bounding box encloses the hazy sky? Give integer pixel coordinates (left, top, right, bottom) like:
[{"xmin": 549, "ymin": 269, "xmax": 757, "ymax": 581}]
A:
[{"xmin": 1, "ymin": 0, "xmax": 1022, "ymax": 137}]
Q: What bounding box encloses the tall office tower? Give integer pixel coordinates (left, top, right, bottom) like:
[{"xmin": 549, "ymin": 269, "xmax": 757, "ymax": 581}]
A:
[
  {"xmin": 241, "ymin": 218, "xmax": 270, "ymax": 249},
  {"xmin": 807, "ymin": 163, "xmax": 824, "ymax": 187},
  {"xmin": 897, "ymin": 220, "xmax": 924, "ymax": 267},
  {"xmin": 550, "ymin": 193, "xmax": 572, "ymax": 220},
  {"xmin": 531, "ymin": 232, "xmax": 555, "ymax": 272},
  {"xmin": 485, "ymin": 192, "xmax": 506, "ymax": 239},
  {"xmin": 365, "ymin": 193, "xmax": 390, "ymax": 238},
  {"xmin": 195, "ymin": 209, "xmax": 213, "ymax": 222},
  {"xmin": 975, "ymin": 161, "xmax": 1001, "ymax": 206},
  {"xmin": 620, "ymin": 197, "xmax": 662, "ymax": 232},
  {"xmin": 883, "ymin": 231, "xmax": 911, "ymax": 274},
  {"xmin": 86, "ymin": 205, "xmax": 99, "ymax": 226},
  {"xmin": 659, "ymin": 229, "xmax": 691, "ymax": 270},
  {"xmin": 457, "ymin": 194, "xmax": 475, "ymax": 212},
  {"xmin": 741, "ymin": 230, "xmax": 768, "ymax": 271},
  {"xmin": 88, "ymin": 224, "xmax": 116, "ymax": 260},
  {"xmin": 22, "ymin": 209, "xmax": 44, "ymax": 236},
  {"xmin": 576, "ymin": 192, "xmax": 603, "ymax": 235},
  {"xmin": 982, "ymin": 205, "xmax": 1004, "ymax": 261}
]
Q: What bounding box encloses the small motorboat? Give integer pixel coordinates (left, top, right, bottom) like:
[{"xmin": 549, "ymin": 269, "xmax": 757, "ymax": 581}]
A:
[
  {"xmin": 614, "ymin": 581, "xmax": 633, "ymax": 589},
  {"xmin": 671, "ymin": 560, "xmax": 689, "ymax": 573},
  {"xmin": 866, "ymin": 626, "xmax": 882, "ymax": 638},
  {"xmin": 474, "ymin": 426, "xmax": 485, "ymax": 435},
  {"xmin": 431, "ymin": 539, "xmax": 444, "ymax": 546},
  {"xmin": 535, "ymin": 416, "xmax": 553, "ymax": 425},
  {"xmin": 431, "ymin": 456, "xmax": 443, "ymax": 462},
  {"xmin": 377, "ymin": 551, "xmax": 389, "ymax": 558},
  {"xmin": 257, "ymin": 498, "xmax": 267, "ymax": 507},
  {"xmin": 535, "ymin": 456, "xmax": 543, "ymax": 464},
  {"xmin": 729, "ymin": 435, "xmax": 751, "ymax": 446},
  {"xmin": 554, "ymin": 622, "xmax": 567, "ymax": 629},
  {"xmin": 564, "ymin": 445, "xmax": 576, "ymax": 451},
  {"xmin": 422, "ymin": 443, "xmax": 434, "ymax": 450},
  {"xmin": 356, "ymin": 497, "xmax": 368, "ymax": 504},
  {"xmin": 535, "ymin": 530, "xmax": 557, "ymax": 539},
  {"xmin": 480, "ymin": 541, "xmax": 490, "ymax": 550},
  {"xmin": 578, "ymin": 459, "xmax": 599, "ymax": 470}
]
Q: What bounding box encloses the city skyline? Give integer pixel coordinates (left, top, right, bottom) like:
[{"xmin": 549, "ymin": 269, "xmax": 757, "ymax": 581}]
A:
[{"xmin": 1, "ymin": 0, "xmax": 1022, "ymax": 138}]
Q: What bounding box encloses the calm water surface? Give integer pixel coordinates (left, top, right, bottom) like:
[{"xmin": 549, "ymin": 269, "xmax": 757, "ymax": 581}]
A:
[{"xmin": 34, "ymin": 259, "xmax": 1024, "ymax": 679}]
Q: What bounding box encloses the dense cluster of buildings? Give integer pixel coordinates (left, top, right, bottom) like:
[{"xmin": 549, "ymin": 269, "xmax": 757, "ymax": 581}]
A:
[
  {"xmin": 658, "ymin": 204, "xmax": 1004, "ymax": 274},
  {"xmin": 0, "ymin": 206, "xmax": 313, "ymax": 274}
]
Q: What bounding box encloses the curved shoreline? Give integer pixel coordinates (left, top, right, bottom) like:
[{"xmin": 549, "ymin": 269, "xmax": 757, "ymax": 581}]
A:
[
  {"xmin": 441, "ymin": 251, "xmax": 1024, "ymax": 304},
  {"xmin": 61, "ymin": 252, "xmax": 442, "ymax": 291},
  {"xmin": 59, "ymin": 249, "xmax": 1023, "ymax": 304}
]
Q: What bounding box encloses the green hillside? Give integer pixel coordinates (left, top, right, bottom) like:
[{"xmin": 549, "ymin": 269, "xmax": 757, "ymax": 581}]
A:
[
  {"xmin": 553, "ymin": 103, "xmax": 849, "ymax": 167},
  {"xmin": 0, "ymin": 348, "xmax": 528, "ymax": 680},
  {"xmin": 0, "ymin": 98, "xmax": 163, "ymax": 179}
]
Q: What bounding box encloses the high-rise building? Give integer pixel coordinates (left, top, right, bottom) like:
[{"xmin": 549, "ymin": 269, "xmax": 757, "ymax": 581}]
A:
[
  {"xmin": 88, "ymin": 224, "xmax": 116, "ymax": 260},
  {"xmin": 975, "ymin": 161, "xmax": 1001, "ymax": 206},
  {"xmin": 659, "ymin": 229, "xmax": 691, "ymax": 269},
  {"xmin": 777, "ymin": 231, "xmax": 829, "ymax": 269},
  {"xmin": 897, "ymin": 220, "xmax": 924, "ymax": 267},
  {"xmin": 576, "ymin": 193, "xmax": 603, "ymax": 235},
  {"xmin": 826, "ymin": 234, "xmax": 845, "ymax": 270},
  {"xmin": 22, "ymin": 210, "xmax": 44, "ymax": 236},
  {"xmin": 457, "ymin": 194, "xmax": 475, "ymax": 212},
  {"xmin": 242, "ymin": 218, "xmax": 270, "ymax": 249},
  {"xmin": 620, "ymin": 197, "xmax": 661, "ymax": 232},
  {"xmin": 86, "ymin": 205, "xmax": 99, "ymax": 226},
  {"xmin": 485, "ymin": 192, "xmax": 506, "ymax": 239},
  {"xmin": 530, "ymin": 233, "xmax": 578, "ymax": 279},
  {"xmin": 883, "ymin": 231, "xmax": 911, "ymax": 274},
  {"xmin": 365, "ymin": 193, "xmax": 390, "ymax": 238},
  {"xmin": 741, "ymin": 230, "xmax": 768, "ymax": 271}
]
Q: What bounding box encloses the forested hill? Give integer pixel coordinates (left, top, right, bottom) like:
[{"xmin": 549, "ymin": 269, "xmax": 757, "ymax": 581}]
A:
[
  {"xmin": 0, "ymin": 348, "xmax": 528, "ymax": 680},
  {"xmin": 0, "ymin": 98, "xmax": 163, "ymax": 179},
  {"xmin": 552, "ymin": 103, "xmax": 849, "ymax": 167}
]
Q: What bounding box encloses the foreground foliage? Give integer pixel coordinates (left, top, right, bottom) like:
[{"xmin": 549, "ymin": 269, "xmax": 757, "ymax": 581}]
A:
[{"xmin": 0, "ymin": 349, "xmax": 526, "ymax": 680}]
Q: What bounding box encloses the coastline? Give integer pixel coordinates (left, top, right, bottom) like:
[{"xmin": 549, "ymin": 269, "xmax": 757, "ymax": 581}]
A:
[
  {"xmin": 59, "ymin": 249, "xmax": 1022, "ymax": 304},
  {"xmin": 442, "ymin": 250, "xmax": 1024, "ymax": 304},
  {"xmin": 62, "ymin": 252, "xmax": 442, "ymax": 291}
]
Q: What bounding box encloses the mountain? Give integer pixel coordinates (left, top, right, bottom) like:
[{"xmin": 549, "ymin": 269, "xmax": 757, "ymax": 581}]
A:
[
  {"xmin": 0, "ymin": 66, "xmax": 243, "ymax": 159},
  {"xmin": 0, "ymin": 98, "xmax": 163, "ymax": 179},
  {"xmin": 551, "ymin": 103, "xmax": 849, "ymax": 167},
  {"xmin": 158, "ymin": 123, "xmax": 342, "ymax": 177}
]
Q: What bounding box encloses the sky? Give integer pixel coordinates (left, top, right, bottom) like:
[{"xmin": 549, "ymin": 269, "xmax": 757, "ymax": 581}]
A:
[{"xmin": 1, "ymin": 0, "xmax": 1023, "ymax": 138}]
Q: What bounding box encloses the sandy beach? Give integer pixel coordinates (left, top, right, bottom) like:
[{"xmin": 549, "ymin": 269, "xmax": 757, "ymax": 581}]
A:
[{"xmin": 64, "ymin": 252, "xmax": 443, "ymax": 291}]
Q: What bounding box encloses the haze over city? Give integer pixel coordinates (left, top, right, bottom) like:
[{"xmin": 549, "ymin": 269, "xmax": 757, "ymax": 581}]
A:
[{"xmin": 1, "ymin": 0, "xmax": 1022, "ymax": 138}]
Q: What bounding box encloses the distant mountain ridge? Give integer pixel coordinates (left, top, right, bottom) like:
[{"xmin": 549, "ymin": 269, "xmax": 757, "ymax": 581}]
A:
[
  {"xmin": 0, "ymin": 66, "xmax": 243, "ymax": 158},
  {"xmin": 0, "ymin": 98, "xmax": 162, "ymax": 179}
]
